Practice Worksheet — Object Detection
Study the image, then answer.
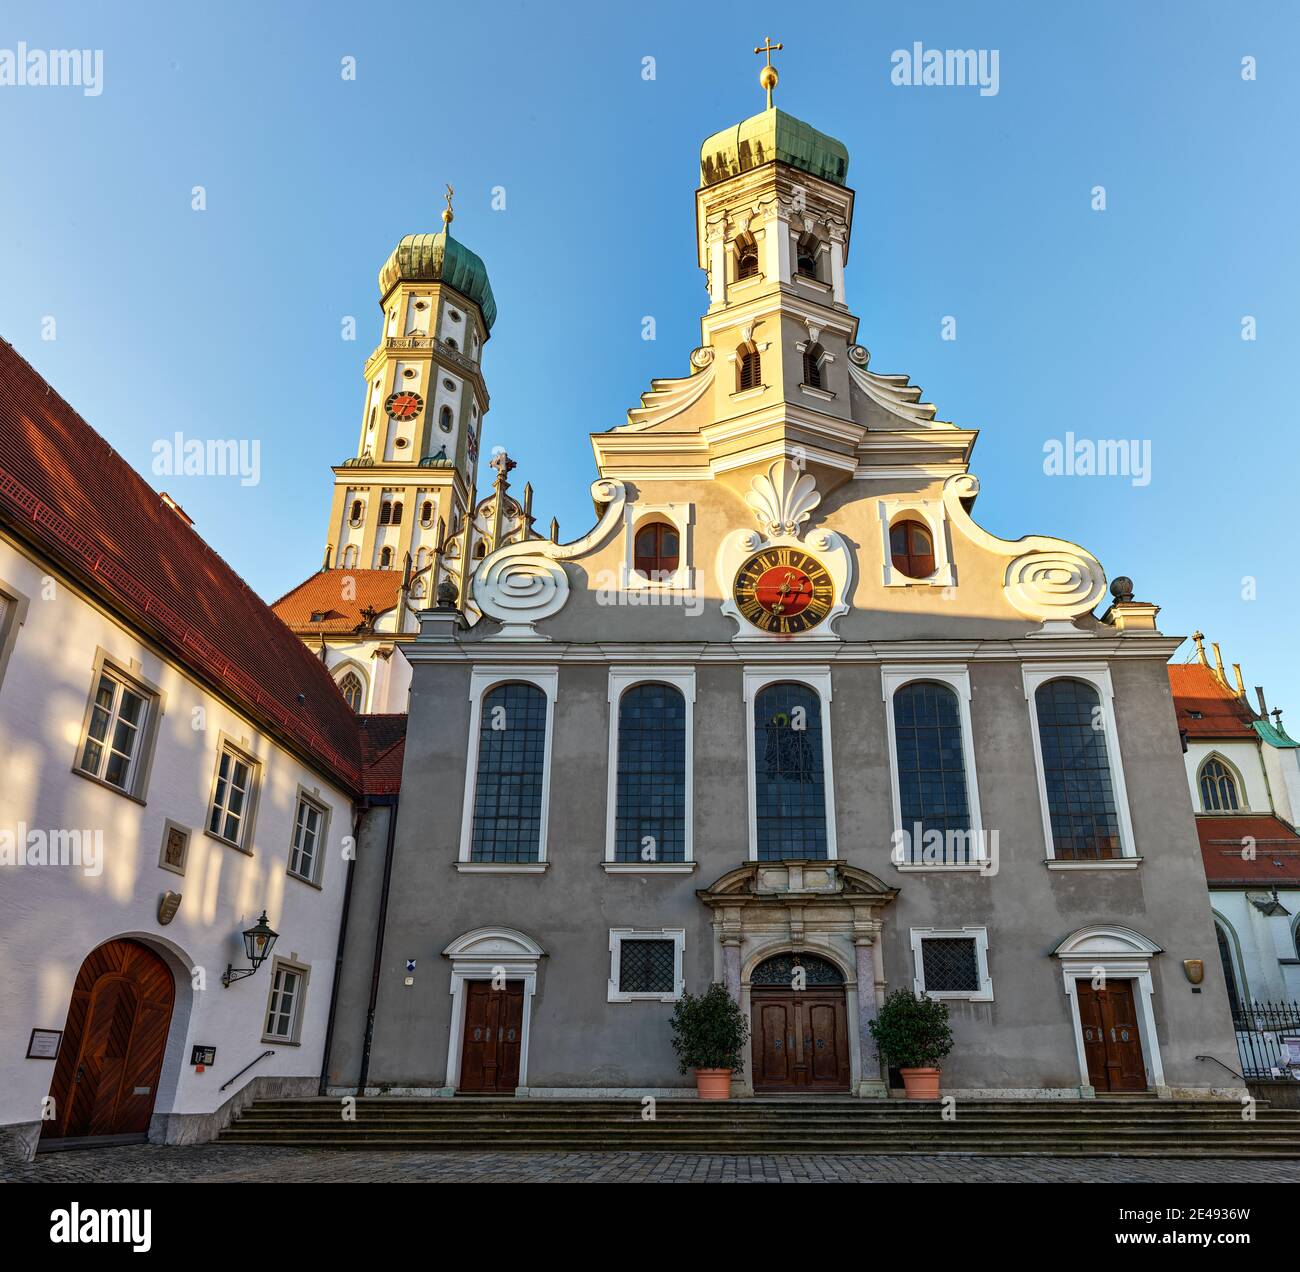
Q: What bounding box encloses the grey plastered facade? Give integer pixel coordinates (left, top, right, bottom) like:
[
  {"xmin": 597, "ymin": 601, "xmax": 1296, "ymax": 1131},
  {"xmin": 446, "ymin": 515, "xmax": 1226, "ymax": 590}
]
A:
[{"xmin": 325, "ymin": 101, "xmax": 1243, "ymax": 1100}]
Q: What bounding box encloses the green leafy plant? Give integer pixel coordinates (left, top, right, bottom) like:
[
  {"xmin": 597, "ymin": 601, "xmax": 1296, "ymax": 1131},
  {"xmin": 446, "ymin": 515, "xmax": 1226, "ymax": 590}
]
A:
[
  {"xmin": 868, "ymin": 990, "xmax": 954, "ymax": 1069},
  {"xmin": 669, "ymin": 982, "xmax": 750, "ymax": 1073}
]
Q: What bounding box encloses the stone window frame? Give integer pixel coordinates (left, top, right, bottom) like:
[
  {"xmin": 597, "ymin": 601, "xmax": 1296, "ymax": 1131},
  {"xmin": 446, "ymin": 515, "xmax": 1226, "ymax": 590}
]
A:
[
  {"xmin": 456, "ymin": 666, "xmax": 558, "ymax": 874},
  {"xmin": 603, "ymin": 668, "xmax": 696, "ymax": 874},
  {"xmin": 71, "ymin": 648, "xmax": 167, "ymax": 805},
  {"xmin": 1196, "ymin": 751, "xmax": 1249, "ymax": 815},
  {"xmin": 1022, "ymin": 662, "xmax": 1139, "ymax": 870},
  {"xmin": 620, "ymin": 502, "xmax": 695, "ymax": 592},
  {"xmin": 607, "ymin": 928, "xmax": 686, "ymax": 1003},
  {"xmin": 205, "ymin": 734, "xmax": 263, "ymax": 855},
  {"xmin": 877, "ymin": 497, "xmax": 956, "ymax": 588},
  {"xmin": 910, "ymin": 925, "xmax": 994, "ymax": 1002},
  {"xmin": 287, "ymin": 785, "xmax": 331, "ymax": 889}
]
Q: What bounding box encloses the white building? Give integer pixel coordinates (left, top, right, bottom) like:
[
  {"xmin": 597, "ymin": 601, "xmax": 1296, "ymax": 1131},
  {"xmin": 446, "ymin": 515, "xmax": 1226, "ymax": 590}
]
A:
[{"xmin": 0, "ymin": 339, "xmax": 367, "ymax": 1160}]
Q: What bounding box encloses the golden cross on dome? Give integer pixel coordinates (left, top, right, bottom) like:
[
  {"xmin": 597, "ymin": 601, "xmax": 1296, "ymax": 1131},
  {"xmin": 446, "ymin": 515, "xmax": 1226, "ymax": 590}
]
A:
[
  {"xmin": 441, "ymin": 183, "xmax": 454, "ymax": 228},
  {"xmin": 754, "ymin": 36, "xmax": 782, "ymax": 108}
]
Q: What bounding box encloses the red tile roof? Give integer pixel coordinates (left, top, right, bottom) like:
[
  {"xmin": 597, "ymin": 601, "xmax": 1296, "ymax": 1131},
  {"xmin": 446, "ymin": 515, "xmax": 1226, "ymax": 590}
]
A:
[
  {"xmin": 1196, "ymin": 815, "xmax": 1300, "ymax": 885},
  {"xmin": 1168, "ymin": 663, "xmax": 1257, "ymax": 739},
  {"xmin": 272, "ymin": 569, "xmax": 404, "ymax": 635},
  {"xmin": 0, "ymin": 338, "xmax": 361, "ymax": 793},
  {"xmin": 359, "ymin": 714, "xmax": 407, "ymax": 795}
]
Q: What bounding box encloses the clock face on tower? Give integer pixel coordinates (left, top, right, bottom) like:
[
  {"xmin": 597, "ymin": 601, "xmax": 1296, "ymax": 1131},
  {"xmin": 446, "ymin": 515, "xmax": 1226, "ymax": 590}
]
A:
[
  {"xmin": 384, "ymin": 391, "xmax": 424, "ymax": 421},
  {"xmin": 733, "ymin": 547, "xmax": 835, "ymax": 634}
]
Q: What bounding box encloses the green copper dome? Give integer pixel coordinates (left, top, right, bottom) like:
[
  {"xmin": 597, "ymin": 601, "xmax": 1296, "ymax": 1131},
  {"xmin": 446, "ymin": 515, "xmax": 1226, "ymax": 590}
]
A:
[
  {"xmin": 700, "ymin": 108, "xmax": 849, "ymax": 188},
  {"xmin": 378, "ymin": 230, "xmax": 497, "ymax": 331}
]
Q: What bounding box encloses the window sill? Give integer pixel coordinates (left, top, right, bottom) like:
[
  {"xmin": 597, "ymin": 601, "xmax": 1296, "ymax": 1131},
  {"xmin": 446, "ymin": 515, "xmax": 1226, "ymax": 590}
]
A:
[
  {"xmin": 602, "ymin": 862, "xmax": 697, "ymax": 875},
  {"xmin": 730, "ymin": 385, "xmax": 767, "ymax": 402},
  {"xmin": 261, "ymin": 1037, "xmax": 300, "ymax": 1048},
  {"xmin": 893, "ymin": 862, "xmax": 990, "ymax": 873},
  {"xmin": 205, "ymin": 828, "xmax": 253, "ymax": 856},
  {"xmin": 921, "ymin": 991, "xmax": 995, "ymax": 1003},
  {"xmin": 70, "ymin": 765, "xmax": 147, "ymax": 806},
  {"xmin": 799, "ymin": 383, "xmax": 835, "ymax": 401},
  {"xmin": 608, "ymin": 992, "xmax": 682, "ymax": 1004},
  {"xmin": 795, "ymin": 275, "xmax": 832, "ymax": 293},
  {"xmin": 456, "ymin": 861, "xmax": 550, "ymax": 874},
  {"xmin": 730, "ymin": 273, "xmax": 764, "ymax": 291},
  {"xmin": 286, "ymin": 868, "xmax": 323, "ymax": 891},
  {"xmin": 1044, "ymin": 857, "xmax": 1143, "ymax": 871}
]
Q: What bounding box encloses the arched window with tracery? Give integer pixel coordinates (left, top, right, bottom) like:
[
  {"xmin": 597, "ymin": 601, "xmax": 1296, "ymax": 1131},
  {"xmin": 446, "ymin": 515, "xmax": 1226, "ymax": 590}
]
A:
[
  {"xmin": 338, "ymin": 671, "xmax": 364, "ymax": 712},
  {"xmin": 802, "ymin": 342, "xmax": 824, "ymax": 390},
  {"xmin": 1199, "ymin": 757, "xmax": 1240, "ymax": 812},
  {"xmin": 754, "ymin": 682, "xmax": 827, "ymax": 860}
]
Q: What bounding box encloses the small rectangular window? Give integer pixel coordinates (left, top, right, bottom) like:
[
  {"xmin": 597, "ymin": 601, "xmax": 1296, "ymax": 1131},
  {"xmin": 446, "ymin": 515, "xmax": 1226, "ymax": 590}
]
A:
[
  {"xmin": 209, "ymin": 746, "xmax": 254, "ymax": 847},
  {"xmin": 911, "ymin": 927, "xmax": 993, "ymax": 1001},
  {"xmin": 619, "ymin": 940, "xmax": 676, "ymax": 994},
  {"xmin": 79, "ymin": 669, "xmax": 149, "ymax": 792},
  {"xmin": 289, "ymin": 795, "xmax": 324, "ymax": 882},
  {"xmin": 264, "ymin": 962, "xmax": 305, "ymax": 1042}
]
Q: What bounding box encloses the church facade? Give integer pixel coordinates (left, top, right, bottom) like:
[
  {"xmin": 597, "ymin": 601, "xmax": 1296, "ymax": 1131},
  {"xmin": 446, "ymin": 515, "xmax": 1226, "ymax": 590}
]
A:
[{"xmin": 323, "ymin": 89, "xmax": 1244, "ymax": 1100}]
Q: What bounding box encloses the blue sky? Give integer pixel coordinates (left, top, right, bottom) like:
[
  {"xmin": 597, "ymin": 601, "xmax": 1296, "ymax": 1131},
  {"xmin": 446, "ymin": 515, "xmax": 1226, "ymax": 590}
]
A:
[{"xmin": 2, "ymin": 2, "xmax": 1296, "ymax": 719}]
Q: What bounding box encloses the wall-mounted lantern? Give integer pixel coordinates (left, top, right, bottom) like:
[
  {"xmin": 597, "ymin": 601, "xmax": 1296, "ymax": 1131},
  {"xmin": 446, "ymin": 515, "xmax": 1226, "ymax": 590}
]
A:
[{"xmin": 221, "ymin": 911, "xmax": 278, "ymax": 987}]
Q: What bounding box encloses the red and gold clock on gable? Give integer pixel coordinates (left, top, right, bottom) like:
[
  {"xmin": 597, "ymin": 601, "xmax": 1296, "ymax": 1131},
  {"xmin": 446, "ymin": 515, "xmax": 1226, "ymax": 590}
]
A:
[
  {"xmin": 384, "ymin": 390, "xmax": 423, "ymax": 421},
  {"xmin": 733, "ymin": 547, "xmax": 834, "ymax": 634}
]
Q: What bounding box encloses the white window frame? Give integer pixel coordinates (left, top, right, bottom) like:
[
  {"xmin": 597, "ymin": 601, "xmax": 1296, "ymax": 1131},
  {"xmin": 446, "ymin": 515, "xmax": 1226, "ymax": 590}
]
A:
[
  {"xmin": 288, "ymin": 788, "xmax": 329, "ymax": 886},
  {"xmin": 262, "ymin": 957, "xmax": 309, "ymax": 1045},
  {"xmin": 620, "ymin": 503, "xmax": 695, "ymax": 592},
  {"xmin": 74, "ymin": 662, "xmax": 157, "ymax": 799},
  {"xmin": 608, "ymin": 928, "xmax": 686, "ymax": 1003},
  {"xmin": 877, "ymin": 498, "xmax": 956, "ymax": 588},
  {"xmin": 881, "ymin": 665, "xmax": 987, "ymax": 872},
  {"xmin": 742, "ymin": 666, "xmax": 838, "ymax": 862},
  {"xmin": 1023, "ymin": 662, "xmax": 1139, "ymax": 869},
  {"xmin": 603, "ymin": 668, "xmax": 696, "ymax": 873},
  {"xmin": 910, "ymin": 926, "xmax": 994, "ymax": 1002},
  {"xmin": 457, "ymin": 666, "xmax": 558, "ymax": 873},
  {"xmin": 207, "ymin": 740, "xmax": 260, "ymax": 853}
]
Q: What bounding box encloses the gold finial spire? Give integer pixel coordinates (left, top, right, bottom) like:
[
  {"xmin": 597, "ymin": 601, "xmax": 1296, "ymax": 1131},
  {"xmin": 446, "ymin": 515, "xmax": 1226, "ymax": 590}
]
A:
[
  {"xmin": 754, "ymin": 36, "xmax": 782, "ymax": 109},
  {"xmin": 441, "ymin": 183, "xmax": 454, "ymax": 228}
]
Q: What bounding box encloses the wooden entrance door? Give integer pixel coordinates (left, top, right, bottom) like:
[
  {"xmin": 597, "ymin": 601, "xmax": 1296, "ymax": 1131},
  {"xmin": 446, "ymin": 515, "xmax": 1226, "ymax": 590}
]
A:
[
  {"xmin": 1076, "ymin": 980, "xmax": 1148, "ymax": 1092},
  {"xmin": 43, "ymin": 939, "xmax": 176, "ymax": 1143},
  {"xmin": 458, "ymin": 980, "xmax": 524, "ymax": 1093},
  {"xmin": 751, "ymin": 989, "xmax": 850, "ymax": 1092}
]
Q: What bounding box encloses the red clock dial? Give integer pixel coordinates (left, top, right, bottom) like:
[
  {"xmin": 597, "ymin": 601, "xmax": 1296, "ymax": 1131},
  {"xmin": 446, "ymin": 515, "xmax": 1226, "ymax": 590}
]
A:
[
  {"xmin": 384, "ymin": 391, "xmax": 423, "ymax": 421},
  {"xmin": 733, "ymin": 548, "xmax": 834, "ymax": 634}
]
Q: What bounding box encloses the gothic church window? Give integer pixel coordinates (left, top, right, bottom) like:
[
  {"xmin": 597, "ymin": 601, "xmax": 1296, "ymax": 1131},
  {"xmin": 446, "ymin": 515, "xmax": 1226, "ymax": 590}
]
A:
[
  {"xmin": 1198, "ymin": 757, "xmax": 1240, "ymax": 812},
  {"xmin": 338, "ymin": 671, "xmax": 364, "ymax": 712},
  {"xmin": 614, "ymin": 683, "xmax": 686, "ymax": 864},
  {"xmin": 633, "ymin": 522, "xmax": 680, "ymax": 581},
  {"xmin": 1215, "ymin": 921, "xmax": 1244, "ymax": 1015},
  {"xmin": 470, "ymin": 682, "xmax": 549, "ymax": 864},
  {"xmin": 1034, "ymin": 679, "xmax": 1121, "ymax": 860},
  {"xmin": 890, "ymin": 518, "xmax": 935, "ymax": 579},
  {"xmin": 754, "ymin": 682, "xmax": 827, "ymax": 860},
  {"xmin": 892, "ymin": 681, "xmax": 972, "ymax": 862}
]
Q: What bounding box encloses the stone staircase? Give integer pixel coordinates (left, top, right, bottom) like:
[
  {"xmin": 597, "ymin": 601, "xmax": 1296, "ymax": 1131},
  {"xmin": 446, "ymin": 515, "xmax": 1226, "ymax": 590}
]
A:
[{"xmin": 219, "ymin": 1096, "xmax": 1300, "ymax": 1157}]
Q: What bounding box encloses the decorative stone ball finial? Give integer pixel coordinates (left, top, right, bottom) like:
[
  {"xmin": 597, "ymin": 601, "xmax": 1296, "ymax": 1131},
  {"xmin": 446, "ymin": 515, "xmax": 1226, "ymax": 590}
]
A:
[
  {"xmin": 1109, "ymin": 576, "xmax": 1135, "ymax": 603},
  {"xmin": 436, "ymin": 579, "xmax": 459, "ymax": 609}
]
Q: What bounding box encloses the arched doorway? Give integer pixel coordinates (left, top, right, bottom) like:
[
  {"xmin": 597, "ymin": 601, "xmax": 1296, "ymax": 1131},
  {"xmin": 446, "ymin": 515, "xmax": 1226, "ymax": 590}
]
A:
[
  {"xmin": 43, "ymin": 939, "xmax": 176, "ymax": 1146},
  {"xmin": 750, "ymin": 952, "xmax": 850, "ymax": 1093}
]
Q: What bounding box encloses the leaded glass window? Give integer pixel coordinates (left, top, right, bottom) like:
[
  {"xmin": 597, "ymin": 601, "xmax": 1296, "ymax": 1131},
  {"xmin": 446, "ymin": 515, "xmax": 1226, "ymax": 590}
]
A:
[
  {"xmin": 1199, "ymin": 758, "xmax": 1240, "ymax": 812},
  {"xmin": 920, "ymin": 938, "xmax": 980, "ymax": 994},
  {"xmin": 615, "ymin": 683, "xmax": 686, "ymax": 863},
  {"xmin": 754, "ymin": 682, "xmax": 827, "ymax": 860},
  {"xmin": 471, "ymin": 682, "xmax": 548, "ymax": 863},
  {"xmin": 618, "ymin": 939, "xmax": 676, "ymax": 994},
  {"xmin": 751, "ymin": 952, "xmax": 844, "ymax": 987},
  {"xmin": 893, "ymin": 681, "xmax": 972, "ymax": 863},
  {"xmin": 1034, "ymin": 678, "xmax": 1122, "ymax": 860}
]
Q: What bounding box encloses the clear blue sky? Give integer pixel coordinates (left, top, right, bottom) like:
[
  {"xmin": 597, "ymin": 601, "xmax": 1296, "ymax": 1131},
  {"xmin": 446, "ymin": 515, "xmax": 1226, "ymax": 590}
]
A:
[{"xmin": 3, "ymin": 2, "xmax": 1296, "ymax": 719}]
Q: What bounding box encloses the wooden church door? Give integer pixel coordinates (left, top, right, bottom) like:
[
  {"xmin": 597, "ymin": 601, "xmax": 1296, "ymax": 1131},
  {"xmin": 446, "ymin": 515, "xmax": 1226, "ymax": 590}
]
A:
[{"xmin": 458, "ymin": 981, "xmax": 524, "ymax": 1093}]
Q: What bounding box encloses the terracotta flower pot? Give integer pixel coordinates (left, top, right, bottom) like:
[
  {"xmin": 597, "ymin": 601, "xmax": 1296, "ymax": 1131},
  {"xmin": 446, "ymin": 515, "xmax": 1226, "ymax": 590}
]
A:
[
  {"xmin": 899, "ymin": 1067, "xmax": 941, "ymax": 1100},
  {"xmin": 695, "ymin": 1068, "xmax": 733, "ymax": 1100}
]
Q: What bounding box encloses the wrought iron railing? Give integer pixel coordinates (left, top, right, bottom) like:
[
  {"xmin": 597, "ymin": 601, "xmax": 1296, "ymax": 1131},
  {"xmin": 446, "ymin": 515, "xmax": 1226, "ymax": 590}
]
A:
[{"xmin": 1231, "ymin": 1001, "xmax": 1300, "ymax": 1080}]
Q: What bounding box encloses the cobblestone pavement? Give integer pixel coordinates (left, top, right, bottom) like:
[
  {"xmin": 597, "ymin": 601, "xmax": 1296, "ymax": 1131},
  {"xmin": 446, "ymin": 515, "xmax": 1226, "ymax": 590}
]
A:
[{"xmin": 6, "ymin": 1144, "xmax": 1300, "ymax": 1183}]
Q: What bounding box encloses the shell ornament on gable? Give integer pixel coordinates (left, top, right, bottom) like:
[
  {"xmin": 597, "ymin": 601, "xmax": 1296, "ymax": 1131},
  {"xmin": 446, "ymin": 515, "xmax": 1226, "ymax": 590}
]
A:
[{"xmin": 746, "ymin": 458, "xmax": 822, "ymax": 538}]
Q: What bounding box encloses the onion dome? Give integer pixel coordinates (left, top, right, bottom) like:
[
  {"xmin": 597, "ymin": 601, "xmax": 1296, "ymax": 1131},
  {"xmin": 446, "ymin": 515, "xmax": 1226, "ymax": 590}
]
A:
[
  {"xmin": 700, "ymin": 107, "xmax": 849, "ymax": 188},
  {"xmin": 377, "ymin": 230, "xmax": 497, "ymax": 331}
]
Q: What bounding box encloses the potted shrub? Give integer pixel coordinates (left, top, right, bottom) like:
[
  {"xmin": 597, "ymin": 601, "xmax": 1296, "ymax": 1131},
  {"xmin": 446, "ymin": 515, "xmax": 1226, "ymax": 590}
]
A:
[
  {"xmin": 669, "ymin": 982, "xmax": 750, "ymax": 1099},
  {"xmin": 868, "ymin": 989, "xmax": 954, "ymax": 1099}
]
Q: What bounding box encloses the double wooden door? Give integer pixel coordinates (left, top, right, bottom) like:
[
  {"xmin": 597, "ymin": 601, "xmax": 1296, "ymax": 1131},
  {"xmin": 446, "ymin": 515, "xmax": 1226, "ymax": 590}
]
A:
[
  {"xmin": 458, "ymin": 980, "xmax": 524, "ymax": 1093},
  {"xmin": 751, "ymin": 989, "xmax": 850, "ymax": 1092},
  {"xmin": 44, "ymin": 939, "xmax": 176, "ymax": 1143},
  {"xmin": 1077, "ymin": 980, "xmax": 1148, "ymax": 1092}
]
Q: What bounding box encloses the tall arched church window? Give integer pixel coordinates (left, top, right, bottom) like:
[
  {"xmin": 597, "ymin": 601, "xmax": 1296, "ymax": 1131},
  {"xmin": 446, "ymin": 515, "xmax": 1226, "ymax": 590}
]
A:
[
  {"xmin": 341, "ymin": 545, "xmax": 358, "ymax": 569},
  {"xmin": 379, "ymin": 546, "xmax": 393, "ymax": 568},
  {"xmin": 471, "ymin": 682, "xmax": 548, "ymax": 863},
  {"xmin": 738, "ymin": 348, "xmax": 762, "ymax": 392},
  {"xmin": 633, "ymin": 522, "xmax": 680, "ymax": 581},
  {"xmin": 390, "ymin": 500, "xmax": 403, "ymax": 525},
  {"xmin": 890, "ymin": 518, "xmax": 935, "ymax": 579},
  {"xmin": 379, "ymin": 501, "xmax": 393, "ymax": 526},
  {"xmin": 735, "ymin": 235, "xmax": 759, "ymax": 280},
  {"xmin": 615, "ymin": 683, "xmax": 686, "ymax": 864},
  {"xmin": 754, "ymin": 682, "xmax": 827, "ymax": 860},
  {"xmin": 1034, "ymin": 679, "xmax": 1121, "ymax": 860},
  {"xmin": 796, "ymin": 234, "xmax": 819, "ymax": 279},
  {"xmin": 1199, "ymin": 757, "xmax": 1240, "ymax": 812},
  {"xmin": 802, "ymin": 343, "xmax": 824, "ymax": 390},
  {"xmin": 893, "ymin": 681, "xmax": 972, "ymax": 863},
  {"xmin": 349, "ymin": 499, "xmax": 364, "ymax": 525},
  {"xmin": 1215, "ymin": 921, "xmax": 1243, "ymax": 1016},
  {"xmin": 338, "ymin": 671, "xmax": 364, "ymax": 713},
  {"xmin": 421, "ymin": 499, "xmax": 434, "ymax": 525}
]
